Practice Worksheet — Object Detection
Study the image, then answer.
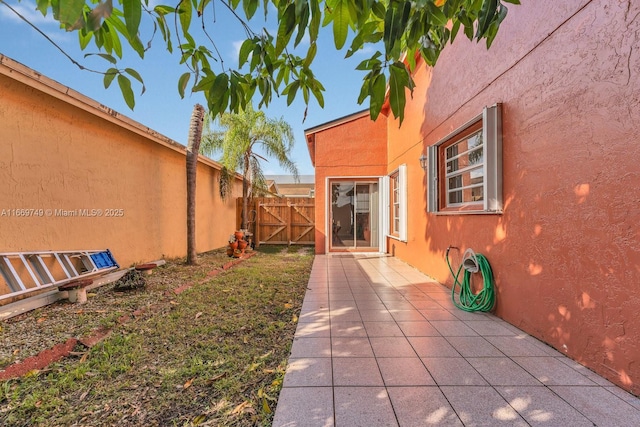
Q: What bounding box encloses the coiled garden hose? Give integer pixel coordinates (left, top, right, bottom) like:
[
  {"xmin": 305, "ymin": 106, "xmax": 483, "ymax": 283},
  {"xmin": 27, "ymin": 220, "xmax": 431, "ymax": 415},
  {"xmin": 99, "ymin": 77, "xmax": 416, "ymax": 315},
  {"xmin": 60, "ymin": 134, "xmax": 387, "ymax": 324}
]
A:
[{"xmin": 445, "ymin": 247, "xmax": 496, "ymax": 312}]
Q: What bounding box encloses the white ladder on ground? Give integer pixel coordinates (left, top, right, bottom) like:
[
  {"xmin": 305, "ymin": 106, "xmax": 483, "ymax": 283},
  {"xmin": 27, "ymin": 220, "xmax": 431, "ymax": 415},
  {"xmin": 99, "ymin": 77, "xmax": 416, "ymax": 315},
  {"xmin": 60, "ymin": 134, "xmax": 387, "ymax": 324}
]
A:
[{"xmin": 0, "ymin": 250, "xmax": 119, "ymax": 301}]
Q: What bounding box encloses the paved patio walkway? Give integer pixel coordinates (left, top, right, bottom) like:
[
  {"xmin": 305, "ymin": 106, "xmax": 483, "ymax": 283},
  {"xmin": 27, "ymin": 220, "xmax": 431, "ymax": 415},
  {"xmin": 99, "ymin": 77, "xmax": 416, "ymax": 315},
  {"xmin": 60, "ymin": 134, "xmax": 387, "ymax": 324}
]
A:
[{"xmin": 273, "ymin": 254, "xmax": 640, "ymax": 426}]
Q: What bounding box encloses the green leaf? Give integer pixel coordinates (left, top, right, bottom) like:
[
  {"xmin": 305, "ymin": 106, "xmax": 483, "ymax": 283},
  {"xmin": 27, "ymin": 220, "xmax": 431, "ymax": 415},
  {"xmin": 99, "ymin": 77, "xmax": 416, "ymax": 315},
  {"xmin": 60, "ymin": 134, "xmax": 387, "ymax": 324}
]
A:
[
  {"xmin": 309, "ymin": 0, "xmax": 321, "ymax": 42},
  {"xmin": 178, "ymin": 72, "xmax": 190, "ymax": 98},
  {"xmin": 154, "ymin": 5, "xmax": 176, "ymax": 15},
  {"xmin": 426, "ymin": 1, "xmax": 448, "ymax": 26},
  {"xmin": 94, "ymin": 53, "xmax": 117, "ymax": 64},
  {"xmin": 78, "ymin": 29, "xmax": 92, "ymax": 50},
  {"xmin": 330, "ymin": 0, "xmax": 351, "ymax": 50},
  {"xmin": 304, "ymin": 42, "xmax": 317, "ymax": 67},
  {"xmin": 117, "ymin": 74, "xmax": 135, "ymax": 109},
  {"xmin": 284, "ymin": 80, "xmax": 300, "ymax": 105},
  {"xmin": 103, "ymin": 68, "xmax": 118, "ymax": 89},
  {"xmin": 36, "ymin": 0, "xmax": 48, "ymax": 16},
  {"xmin": 371, "ymin": 1, "xmax": 385, "ymax": 20},
  {"xmin": 123, "ymin": 0, "xmax": 141, "ymax": 38},
  {"xmin": 211, "ymin": 73, "xmax": 229, "ymax": 103},
  {"xmin": 384, "ymin": 0, "xmax": 410, "ymax": 55},
  {"xmin": 388, "ymin": 62, "xmax": 411, "ymax": 124},
  {"xmin": 294, "ymin": 0, "xmax": 310, "ymax": 47},
  {"xmin": 369, "ymin": 72, "xmax": 386, "ymax": 120},
  {"xmin": 276, "ymin": 3, "xmax": 296, "ymax": 56},
  {"xmin": 125, "ymin": 68, "xmax": 145, "ymax": 94},
  {"xmin": 178, "ymin": 0, "xmax": 192, "ymax": 36},
  {"xmin": 502, "ymin": 0, "xmax": 520, "ymax": 4},
  {"xmin": 243, "ymin": 0, "xmax": 259, "ymax": 19},
  {"xmin": 476, "ymin": 0, "xmax": 497, "ymax": 39}
]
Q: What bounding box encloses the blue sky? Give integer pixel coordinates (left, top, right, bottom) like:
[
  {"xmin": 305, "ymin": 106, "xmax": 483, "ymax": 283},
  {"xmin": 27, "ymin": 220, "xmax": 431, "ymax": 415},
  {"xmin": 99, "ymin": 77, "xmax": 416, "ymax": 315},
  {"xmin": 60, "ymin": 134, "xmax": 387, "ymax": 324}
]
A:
[{"xmin": 0, "ymin": 1, "xmax": 373, "ymax": 175}]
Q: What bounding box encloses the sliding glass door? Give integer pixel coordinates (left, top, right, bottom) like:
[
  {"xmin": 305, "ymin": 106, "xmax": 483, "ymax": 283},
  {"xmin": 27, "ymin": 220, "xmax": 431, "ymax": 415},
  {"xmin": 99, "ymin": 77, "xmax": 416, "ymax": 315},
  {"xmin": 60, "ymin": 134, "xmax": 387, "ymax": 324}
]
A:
[{"xmin": 330, "ymin": 181, "xmax": 379, "ymax": 251}]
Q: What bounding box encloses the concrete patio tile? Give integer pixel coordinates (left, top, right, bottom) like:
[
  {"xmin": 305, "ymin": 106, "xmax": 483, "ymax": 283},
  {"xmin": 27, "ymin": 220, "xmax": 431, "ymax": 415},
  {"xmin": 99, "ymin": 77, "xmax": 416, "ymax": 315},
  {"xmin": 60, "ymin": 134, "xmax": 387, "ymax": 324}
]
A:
[
  {"xmin": 283, "ymin": 358, "xmax": 333, "ymax": 387},
  {"xmin": 464, "ymin": 320, "xmax": 517, "ymax": 336},
  {"xmin": 383, "ymin": 300, "xmax": 417, "ymax": 311},
  {"xmin": 389, "ymin": 309, "xmax": 427, "ymax": 322},
  {"xmin": 440, "ymin": 386, "xmax": 528, "ymax": 426},
  {"xmin": 303, "ymin": 292, "xmax": 329, "ymax": 302},
  {"xmin": 295, "ymin": 321, "xmax": 331, "ymax": 338},
  {"xmin": 408, "ymin": 336, "xmax": 460, "ymax": 357},
  {"xmin": 300, "ymin": 300, "xmax": 329, "ymax": 312},
  {"xmin": 330, "ymin": 321, "xmax": 367, "ymax": 337},
  {"xmin": 370, "ymin": 337, "xmax": 417, "ymax": 358},
  {"xmin": 421, "ymin": 358, "xmax": 488, "ymax": 386},
  {"xmin": 550, "ymin": 386, "xmax": 640, "ymax": 426},
  {"xmin": 398, "ymin": 290, "xmax": 432, "ymax": 300},
  {"xmin": 351, "ymin": 292, "xmax": 382, "ymax": 301},
  {"xmin": 376, "ymin": 292, "xmax": 406, "ymax": 302},
  {"xmin": 331, "ymin": 337, "xmax": 374, "ymax": 357},
  {"xmin": 272, "ymin": 386, "xmax": 334, "ymax": 427},
  {"xmin": 496, "ymin": 386, "xmax": 594, "ymax": 426},
  {"xmin": 447, "ymin": 308, "xmax": 492, "ymax": 321},
  {"xmin": 512, "ymin": 357, "xmax": 596, "ymax": 385},
  {"xmin": 408, "ymin": 299, "xmax": 443, "ymax": 310},
  {"xmin": 387, "ymin": 386, "xmax": 462, "ymax": 426},
  {"xmin": 467, "ymin": 357, "xmax": 541, "ymax": 386},
  {"xmin": 358, "ymin": 309, "xmax": 394, "ymax": 321},
  {"xmin": 333, "ymin": 357, "xmax": 384, "ymax": 386},
  {"xmin": 396, "ymin": 321, "xmax": 440, "ymax": 337},
  {"xmin": 289, "ymin": 337, "xmax": 332, "ymax": 358},
  {"xmin": 446, "ymin": 336, "xmax": 504, "ymax": 357},
  {"xmin": 606, "ymin": 386, "xmax": 640, "ymax": 410},
  {"xmin": 485, "ymin": 335, "xmax": 551, "ymax": 357},
  {"xmin": 419, "ymin": 309, "xmax": 458, "ymax": 321},
  {"xmin": 329, "ymin": 293, "xmax": 354, "ymax": 302},
  {"xmin": 329, "ymin": 301, "xmax": 357, "ymax": 311},
  {"xmin": 329, "ymin": 307, "xmax": 362, "ymax": 322},
  {"xmin": 298, "ymin": 308, "xmax": 330, "ymax": 323},
  {"xmin": 334, "ymin": 387, "xmax": 398, "ymax": 427},
  {"xmin": 378, "ymin": 358, "xmax": 435, "ymax": 386},
  {"xmin": 354, "ymin": 300, "xmax": 386, "ymax": 310},
  {"xmin": 555, "ymin": 356, "xmax": 618, "ymax": 386},
  {"xmin": 363, "ymin": 321, "xmax": 405, "ymax": 337},
  {"xmin": 430, "ymin": 320, "xmax": 479, "ymax": 336}
]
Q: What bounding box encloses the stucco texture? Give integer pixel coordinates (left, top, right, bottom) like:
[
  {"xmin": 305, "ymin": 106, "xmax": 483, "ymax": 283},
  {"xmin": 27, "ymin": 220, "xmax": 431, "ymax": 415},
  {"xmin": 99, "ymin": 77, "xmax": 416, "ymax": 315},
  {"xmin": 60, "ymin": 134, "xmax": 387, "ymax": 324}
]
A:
[
  {"xmin": 0, "ymin": 59, "xmax": 241, "ymax": 274},
  {"xmin": 386, "ymin": 0, "xmax": 640, "ymax": 393}
]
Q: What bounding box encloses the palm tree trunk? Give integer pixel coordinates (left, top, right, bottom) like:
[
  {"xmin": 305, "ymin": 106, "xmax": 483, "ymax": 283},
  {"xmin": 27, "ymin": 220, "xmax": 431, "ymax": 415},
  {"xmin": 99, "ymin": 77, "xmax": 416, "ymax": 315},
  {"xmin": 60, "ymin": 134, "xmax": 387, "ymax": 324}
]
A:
[
  {"xmin": 241, "ymin": 153, "xmax": 250, "ymax": 230},
  {"xmin": 186, "ymin": 104, "xmax": 205, "ymax": 265}
]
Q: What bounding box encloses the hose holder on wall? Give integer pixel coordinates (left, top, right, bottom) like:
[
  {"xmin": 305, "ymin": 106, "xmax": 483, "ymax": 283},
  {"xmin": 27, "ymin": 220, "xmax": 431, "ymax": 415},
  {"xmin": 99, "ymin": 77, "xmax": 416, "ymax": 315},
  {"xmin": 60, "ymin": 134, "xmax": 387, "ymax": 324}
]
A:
[{"xmin": 446, "ymin": 247, "xmax": 496, "ymax": 313}]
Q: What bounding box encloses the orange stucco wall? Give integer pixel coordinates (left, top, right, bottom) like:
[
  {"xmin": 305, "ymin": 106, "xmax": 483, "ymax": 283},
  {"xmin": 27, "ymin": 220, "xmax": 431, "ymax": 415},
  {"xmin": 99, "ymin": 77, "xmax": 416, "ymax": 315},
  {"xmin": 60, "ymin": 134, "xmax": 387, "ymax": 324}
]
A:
[
  {"xmin": 385, "ymin": 0, "xmax": 640, "ymax": 393},
  {"xmin": 310, "ymin": 114, "xmax": 387, "ymax": 253},
  {"xmin": 0, "ymin": 57, "xmax": 242, "ymax": 273}
]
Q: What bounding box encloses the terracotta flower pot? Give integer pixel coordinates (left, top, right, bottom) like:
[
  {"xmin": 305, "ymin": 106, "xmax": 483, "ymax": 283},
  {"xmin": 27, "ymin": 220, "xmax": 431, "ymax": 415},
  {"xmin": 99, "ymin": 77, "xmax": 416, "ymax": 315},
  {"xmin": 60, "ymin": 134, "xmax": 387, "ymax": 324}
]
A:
[
  {"xmin": 226, "ymin": 247, "xmax": 234, "ymax": 257},
  {"xmin": 229, "ymin": 241, "xmax": 239, "ymax": 251},
  {"xmin": 234, "ymin": 231, "xmax": 244, "ymax": 241},
  {"xmin": 237, "ymin": 239, "xmax": 248, "ymax": 250}
]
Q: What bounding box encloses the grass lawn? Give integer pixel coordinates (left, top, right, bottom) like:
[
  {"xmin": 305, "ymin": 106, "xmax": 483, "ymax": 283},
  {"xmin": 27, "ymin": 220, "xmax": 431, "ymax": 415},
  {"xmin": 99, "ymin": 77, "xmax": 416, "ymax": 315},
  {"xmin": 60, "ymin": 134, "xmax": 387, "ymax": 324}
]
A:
[{"xmin": 0, "ymin": 245, "xmax": 314, "ymax": 426}]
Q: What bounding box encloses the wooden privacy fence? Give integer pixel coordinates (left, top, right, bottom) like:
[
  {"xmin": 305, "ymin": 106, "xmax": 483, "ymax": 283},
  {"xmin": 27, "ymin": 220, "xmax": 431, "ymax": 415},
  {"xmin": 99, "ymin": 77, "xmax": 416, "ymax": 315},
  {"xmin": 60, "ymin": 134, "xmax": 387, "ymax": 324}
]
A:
[{"xmin": 236, "ymin": 197, "xmax": 315, "ymax": 246}]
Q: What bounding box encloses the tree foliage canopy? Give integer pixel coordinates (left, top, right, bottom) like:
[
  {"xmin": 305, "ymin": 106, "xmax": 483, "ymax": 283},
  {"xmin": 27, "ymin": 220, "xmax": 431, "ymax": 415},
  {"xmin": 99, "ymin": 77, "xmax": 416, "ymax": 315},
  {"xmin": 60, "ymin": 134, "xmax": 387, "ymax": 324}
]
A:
[{"xmin": 4, "ymin": 0, "xmax": 519, "ymax": 124}]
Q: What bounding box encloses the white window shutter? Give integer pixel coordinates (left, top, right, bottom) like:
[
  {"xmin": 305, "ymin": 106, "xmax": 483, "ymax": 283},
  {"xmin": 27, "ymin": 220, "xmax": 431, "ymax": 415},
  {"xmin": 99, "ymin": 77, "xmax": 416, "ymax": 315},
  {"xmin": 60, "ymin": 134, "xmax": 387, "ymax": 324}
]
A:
[
  {"xmin": 483, "ymin": 104, "xmax": 503, "ymax": 212},
  {"xmin": 399, "ymin": 164, "xmax": 408, "ymax": 242},
  {"xmin": 427, "ymin": 145, "xmax": 438, "ymax": 212}
]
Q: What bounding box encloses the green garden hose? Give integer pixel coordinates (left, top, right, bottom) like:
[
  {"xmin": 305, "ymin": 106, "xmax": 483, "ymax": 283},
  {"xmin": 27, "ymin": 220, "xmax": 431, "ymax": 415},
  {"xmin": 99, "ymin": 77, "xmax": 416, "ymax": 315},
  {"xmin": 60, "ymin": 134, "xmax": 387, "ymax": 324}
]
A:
[{"xmin": 446, "ymin": 247, "xmax": 496, "ymax": 312}]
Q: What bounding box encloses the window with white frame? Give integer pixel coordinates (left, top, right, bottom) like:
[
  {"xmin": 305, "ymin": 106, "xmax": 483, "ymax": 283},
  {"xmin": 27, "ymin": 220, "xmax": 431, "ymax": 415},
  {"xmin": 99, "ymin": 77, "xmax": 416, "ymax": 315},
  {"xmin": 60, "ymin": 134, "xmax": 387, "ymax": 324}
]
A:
[
  {"xmin": 389, "ymin": 164, "xmax": 407, "ymax": 241},
  {"xmin": 428, "ymin": 104, "xmax": 502, "ymax": 213}
]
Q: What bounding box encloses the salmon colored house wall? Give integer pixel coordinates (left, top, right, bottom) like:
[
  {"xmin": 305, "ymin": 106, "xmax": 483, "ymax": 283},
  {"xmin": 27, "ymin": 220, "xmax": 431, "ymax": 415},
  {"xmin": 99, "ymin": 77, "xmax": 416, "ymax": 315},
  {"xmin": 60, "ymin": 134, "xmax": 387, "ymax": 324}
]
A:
[
  {"xmin": 307, "ymin": 0, "xmax": 640, "ymax": 394},
  {"xmin": 387, "ymin": 0, "xmax": 640, "ymax": 394},
  {"xmin": 0, "ymin": 56, "xmax": 242, "ymax": 271},
  {"xmin": 306, "ymin": 112, "xmax": 387, "ymax": 254}
]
